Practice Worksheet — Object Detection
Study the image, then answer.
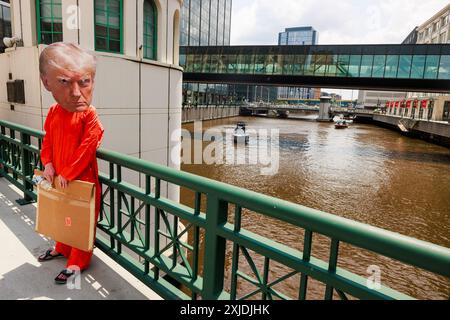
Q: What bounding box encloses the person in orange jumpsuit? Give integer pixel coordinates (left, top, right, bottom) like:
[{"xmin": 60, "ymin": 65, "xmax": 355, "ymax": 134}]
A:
[{"xmin": 37, "ymin": 42, "xmax": 104, "ymax": 284}]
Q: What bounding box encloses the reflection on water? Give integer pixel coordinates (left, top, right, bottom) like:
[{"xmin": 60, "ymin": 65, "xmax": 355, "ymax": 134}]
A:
[{"xmin": 181, "ymin": 115, "xmax": 450, "ymax": 300}]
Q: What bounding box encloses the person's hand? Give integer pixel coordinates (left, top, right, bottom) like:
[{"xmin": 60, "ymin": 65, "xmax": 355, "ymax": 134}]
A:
[
  {"xmin": 57, "ymin": 175, "xmax": 68, "ymax": 189},
  {"xmin": 43, "ymin": 163, "xmax": 55, "ymax": 184}
]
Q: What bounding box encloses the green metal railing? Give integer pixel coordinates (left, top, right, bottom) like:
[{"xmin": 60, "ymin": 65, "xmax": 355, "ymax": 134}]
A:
[{"xmin": 1, "ymin": 119, "xmax": 450, "ymax": 300}]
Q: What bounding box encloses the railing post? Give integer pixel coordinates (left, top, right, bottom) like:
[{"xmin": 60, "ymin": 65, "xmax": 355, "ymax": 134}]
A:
[
  {"xmin": 16, "ymin": 132, "xmax": 35, "ymax": 206},
  {"xmin": 0, "ymin": 126, "xmax": 5, "ymax": 177},
  {"xmin": 202, "ymin": 194, "xmax": 228, "ymax": 300}
]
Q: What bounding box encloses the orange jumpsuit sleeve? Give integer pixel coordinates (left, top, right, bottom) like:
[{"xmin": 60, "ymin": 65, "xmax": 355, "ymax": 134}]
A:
[
  {"xmin": 60, "ymin": 108, "xmax": 104, "ymax": 181},
  {"xmin": 40, "ymin": 107, "xmax": 54, "ymax": 166}
]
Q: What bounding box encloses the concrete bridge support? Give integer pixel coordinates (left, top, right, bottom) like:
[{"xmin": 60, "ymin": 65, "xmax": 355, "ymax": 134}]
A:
[{"xmin": 317, "ymin": 96, "xmax": 333, "ymax": 122}]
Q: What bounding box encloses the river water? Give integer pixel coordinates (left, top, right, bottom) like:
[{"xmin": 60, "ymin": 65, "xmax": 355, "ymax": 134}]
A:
[{"xmin": 180, "ymin": 115, "xmax": 450, "ymax": 300}]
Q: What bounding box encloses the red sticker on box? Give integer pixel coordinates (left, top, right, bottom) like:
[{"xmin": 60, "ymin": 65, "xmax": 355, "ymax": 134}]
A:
[{"xmin": 65, "ymin": 217, "xmax": 72, "ymax": 227}]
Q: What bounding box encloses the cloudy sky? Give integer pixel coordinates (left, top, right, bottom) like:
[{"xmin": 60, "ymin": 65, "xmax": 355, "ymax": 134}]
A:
[{"xmin": 230, "ymin": 0, "xmax": 449, "ymax": 98}]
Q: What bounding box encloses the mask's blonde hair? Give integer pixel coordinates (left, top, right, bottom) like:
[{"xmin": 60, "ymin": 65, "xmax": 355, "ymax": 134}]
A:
[{"xmin": 39, "ymin": 42, "xmax": 97, "ymax": 77}]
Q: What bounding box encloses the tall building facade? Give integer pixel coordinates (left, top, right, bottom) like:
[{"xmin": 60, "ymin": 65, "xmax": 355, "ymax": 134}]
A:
[
  {"xmin": 278, "ymin": 26, "xmax": 319, "ymax": 46},
  {"xmin": 402, "ymin": 27, "xmax": 418, "ymax": 45},
  {"xmin": 181, "ymin": 0, "xmax": 234, "ymax": 106},
  {"xmin": 406, "ymin": 3, "xmax": 450, "ymax": 99},
  {"xmin": 278, "ymin": 26, "xmax": 319, "ymax": 102},
  {"xmin": 358, "ymin": 90, "xmax": 407, "ymax": 109},
  {"xmin": 0, "ymin": 0, "xmax": 11, "ymax": 53},
  {"xmin": 180, "ymin": 0, "xmax": 232, "ymax": 46},
  {"xmin": 416, "ymin": 4, "xmax": 450, "ymax": 44}
]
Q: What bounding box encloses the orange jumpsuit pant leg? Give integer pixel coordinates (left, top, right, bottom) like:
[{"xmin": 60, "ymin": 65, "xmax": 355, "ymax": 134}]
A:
[{"xmin": 64, "ymin": 187, "xmax": 101, "ymax": 272}]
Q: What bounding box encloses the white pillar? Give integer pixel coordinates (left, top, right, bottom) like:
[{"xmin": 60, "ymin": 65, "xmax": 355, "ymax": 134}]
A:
[
  {"xmin": 79, "ymin": 0, "xmax": 95, "ymax": 51},
  {"xmin": 317, "ymin": 96, "xmax": 332, "ymax": 122},
  {"xmin": 123, "ymin": 0, "xmax": 137, "ymax": 57},
  {"xmin": 13, "ymin": 0, "xmax": 38, "ymax": 47}
]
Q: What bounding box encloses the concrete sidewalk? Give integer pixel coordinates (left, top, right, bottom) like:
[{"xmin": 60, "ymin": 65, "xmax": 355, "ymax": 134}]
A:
[{"xmin": 0, "ymin": 177, "xmax": 162, "ymax": 300}]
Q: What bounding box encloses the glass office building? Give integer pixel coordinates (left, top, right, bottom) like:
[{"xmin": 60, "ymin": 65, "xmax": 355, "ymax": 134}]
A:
[
  {"xmin": 0, "ymin": 0, "xmax": 11, "ymax": 53},
  {"xmin": 279, "ymin": 26, "xmax": 319, "ymax": 46},
  {"xmin": 181, "ymin": 0, "xmax": 234, "ymax": 106},
  {"xmin": 181, "ymin": 0, "xmax": 232, "ymax": 47},
  {"xmin": 278, "ymin": 27, "xmax": 319, "ymax": 101}
]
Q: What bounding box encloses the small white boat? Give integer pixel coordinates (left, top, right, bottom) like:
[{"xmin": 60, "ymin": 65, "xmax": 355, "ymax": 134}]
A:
[
  {"xmin": 335, "ymin": 120, "xmax": 349, "ymax": 129},
  {"xmin": 233, "ymin": 122, "xmax": 250, "ymax": 144}
]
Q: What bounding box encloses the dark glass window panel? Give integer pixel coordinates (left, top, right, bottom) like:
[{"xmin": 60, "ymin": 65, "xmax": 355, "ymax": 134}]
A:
[
  {"xmin": 411, "ymin": 55, "xmax": 426, "ymax": 79},
  {"xmin": 313, "ymin": 55, "xmax": 327, "ymax": 76},
  {"xmin": 424, "ymin": 55, "xmax": 440, "ymax": 79},
  {"xmin": 95, "ymin": 37, "xmax": 107, "ymax": 51},
  {"xmin": 95, "ymin": 0, "xmax": 107, "ymax": 11},
  {"xmin": 96, "ymin": 25, "xmax": 107, "ymax": 37},
  {"xmin": 372, "ymin": 55, "xmax": 386, "ymax": 78},
  {"xmin": 52, "ymin": 32, "xmax": 63, "ymax": 43},
  {"xmin": 336, "ymin": 55, "xmax": 350, "ymax": 77},
  {"xmin": 40, "ymin": 21, "xmax": 52, "ymax": 32},
  {"xmin": 52, "ymin": 3, "xmax": 62, "ymax": 19},
  {"xmin": 52, "ymin": 22, "xmax": 63, "ymax": 33},
  {"xmin": 438, "ymin": 55, "xmax": 450, "ymax": 79},
  {"xmin": 41, "ymin": 32, "xmax": 53, "ymax": 45},
  {"xmin": 304, "ymin": 55, "xmax": 314, "ymax": 75},
  {"xmin": 348, "ymin": 55, "xmax": 361, "ymax": 77},
  {"xmin": 109, "ymin": 27, "xmax": 120, "ymax": 40},
  {"xmin": 109, "ymin": 40, "xmax": 121, "ymax": 52},
  {"xmin": 109, "ymin": 0, "xmax": 121, "ymax": 15},
  {"xmin": 325, "ymin": 55, "xmax": 338, "ymax": 76},
  {"xmin": 385, "ymin": 55, "xmax": 399, "ymax": 78},
  {"xmin": 360, "ymin": 55, "xmax": 374, "ymax": 77},
  {"xmin": 398, "ymin": 55, "xmax": 412, "ymax": 78},
  {"xmin": 108, "ymin": 15, "xmax": 120, "ymax": 28},
  {"xmin": 95, "ymin": 10, "xmax": 107, "ymax": 25}
]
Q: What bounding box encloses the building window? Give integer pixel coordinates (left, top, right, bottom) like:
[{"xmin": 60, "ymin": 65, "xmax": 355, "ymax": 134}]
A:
[
  {"xmin": 36, "ymin": 0, "xmax": 63, "ymax": 44},
  {"xmin": 1, "ymin": 2, "xmax": 12, "ymax": 53},
  {"xmin": 143, "ymin": 0, "xmax": 157, "ymax": 60},
  {"xmin": 94, "ymin": 0, "xmax": 123, "ymax": 53}
]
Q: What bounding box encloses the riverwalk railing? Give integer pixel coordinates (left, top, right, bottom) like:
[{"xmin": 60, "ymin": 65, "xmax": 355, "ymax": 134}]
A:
[{"xmin": 1, "ymin": 119, "xmax": 450, "ymax": 300}]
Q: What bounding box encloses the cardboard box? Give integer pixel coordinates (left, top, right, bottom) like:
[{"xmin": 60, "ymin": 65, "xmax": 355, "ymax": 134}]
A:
[{"xmin": 34, "ymin": 170, "xmax": 96, "ymax": 252}]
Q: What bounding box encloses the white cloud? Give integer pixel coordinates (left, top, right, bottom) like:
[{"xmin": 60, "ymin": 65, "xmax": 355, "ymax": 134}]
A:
[
  {"xmin": 231, "ymin": 0, "xmax": 450, "ymax": 45},
  {"xmin": 230, "ymin": 0, "xmax": 450, "ymax": 99}
]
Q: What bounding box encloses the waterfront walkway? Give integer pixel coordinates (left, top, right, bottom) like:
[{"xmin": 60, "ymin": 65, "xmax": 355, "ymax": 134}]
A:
[{"xmin": 0, "ymin": 177, "xmax": 161, "ymax": 300}]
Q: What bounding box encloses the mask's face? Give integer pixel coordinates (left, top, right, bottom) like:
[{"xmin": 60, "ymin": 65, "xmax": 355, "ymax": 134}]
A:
[{"xmin": 41, "ymin": 66, "xmax": 95, "ymax": 113}]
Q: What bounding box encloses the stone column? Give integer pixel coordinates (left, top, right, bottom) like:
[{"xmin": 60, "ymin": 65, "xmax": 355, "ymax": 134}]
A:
[{"xmin": 317, "ymin": 96, "xmax": 333, "ymax": 122}]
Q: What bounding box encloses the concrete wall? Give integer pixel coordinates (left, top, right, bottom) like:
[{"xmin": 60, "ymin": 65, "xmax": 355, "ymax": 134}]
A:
[
  {"xmin": 374, "ymin": 114, "xmax": 450, "ymax": 137},
  {"xmin": 385, "ymin": 96, "xmax": 450, "ymax": 122},
  {"xmin": 182, "ymin": 105, "xmax": 240, "ymax": 123}
]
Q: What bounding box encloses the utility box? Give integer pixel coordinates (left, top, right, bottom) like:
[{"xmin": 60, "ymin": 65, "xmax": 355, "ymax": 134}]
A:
[
  {"xmin": 6, "ymin": 81, "xmax": 15, "ymax": 103},
  {"xmin": 6, "ymin": 80, "xmax": 25, "ymax": 104}
]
